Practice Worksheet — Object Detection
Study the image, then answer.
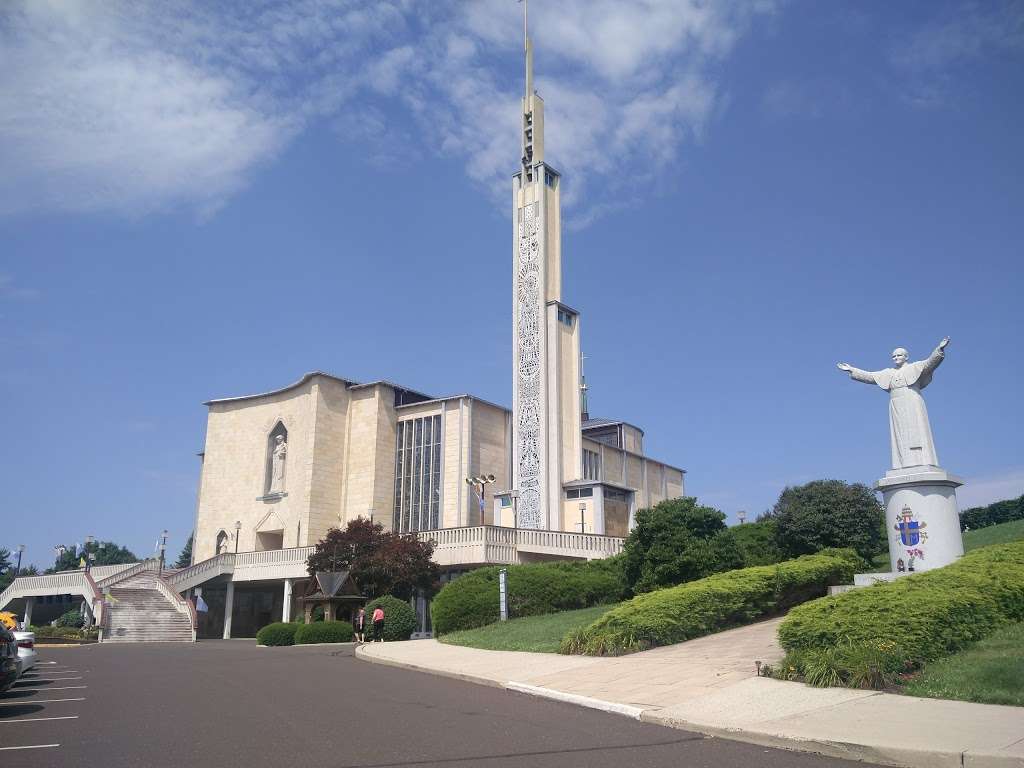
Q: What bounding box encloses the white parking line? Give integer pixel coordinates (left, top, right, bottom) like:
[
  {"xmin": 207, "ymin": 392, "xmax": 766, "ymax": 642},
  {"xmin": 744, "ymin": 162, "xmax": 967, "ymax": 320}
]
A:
[
  {"xmin": 15, "ymin": 677, "xmax": 83, "ymax": 683},
  {"xmin": 13, "ymin": 686, "xmax": 87, "ymax": 692},
  {"xmin": 0, "ymin": 698, "xmax": 85, "ymax": 705},
  {"xmin": 0, "ymin": 744, "xmax": 60, "ymax": 751},
  {"xmin": 0, "ymin": 716, "xmax": 78, "ymax": 724}
]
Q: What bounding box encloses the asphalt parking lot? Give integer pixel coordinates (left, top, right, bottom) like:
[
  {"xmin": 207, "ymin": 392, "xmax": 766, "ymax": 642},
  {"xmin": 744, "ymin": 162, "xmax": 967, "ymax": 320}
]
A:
[
  {"xmin": 1, "ymin": 655, "xmax": 88, "ymax": 755},
  {"xmin": 0, "ymin": 641, "xmax": 882, "ymax": 768}
]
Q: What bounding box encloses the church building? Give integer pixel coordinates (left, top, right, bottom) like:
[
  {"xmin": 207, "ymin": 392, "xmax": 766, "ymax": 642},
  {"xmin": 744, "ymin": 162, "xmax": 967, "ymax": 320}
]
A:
[{"xmin": 1, "ymin": 20, "xmax": 685, "ymax": 641}]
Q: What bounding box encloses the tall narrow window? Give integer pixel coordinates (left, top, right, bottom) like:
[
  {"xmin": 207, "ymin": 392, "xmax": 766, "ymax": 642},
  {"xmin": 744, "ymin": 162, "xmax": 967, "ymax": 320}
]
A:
[
  {"xmin": 393, "ymin": 415, "xmax": 443, "ymax": 532},
  {"xmin": 583, "ymin": 448, "xmax": 601, "ymax": 480}
]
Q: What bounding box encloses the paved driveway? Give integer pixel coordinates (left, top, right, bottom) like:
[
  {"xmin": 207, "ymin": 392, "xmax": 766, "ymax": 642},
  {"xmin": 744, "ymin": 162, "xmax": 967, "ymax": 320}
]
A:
[{"xmin": 0, "ymin": 641, "xmax": 879, "ymax": 768}]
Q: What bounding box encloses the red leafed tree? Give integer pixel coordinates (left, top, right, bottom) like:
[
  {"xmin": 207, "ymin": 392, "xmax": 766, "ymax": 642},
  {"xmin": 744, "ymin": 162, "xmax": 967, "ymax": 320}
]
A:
[{"xmin": 306, "ymin": 519, "xmax": 439, "ymax": 601}]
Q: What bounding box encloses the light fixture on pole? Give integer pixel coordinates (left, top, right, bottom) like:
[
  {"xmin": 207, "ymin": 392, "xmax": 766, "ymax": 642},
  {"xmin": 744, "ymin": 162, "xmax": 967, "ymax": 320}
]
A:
[
  {"xmin": 737, "ymin": 510, "xmax": 747, "ymax": 525},
  {"xmin": 158, "ymin": 530, "xmax": 169, "ymax": 575},
  {"xmin": 466, "ymin": 474, "xmax": 497, "ymax": 523},
  {"xmin": 578, "ymin": 503, "xmax": 587, "ymax": 533},
  {"xmin": 15, "ymin": 544, "xmax": 25, "ymax": 577},
  {"xmin": 234, "ymin": 520, "xmax": 242, "ymax": 554}
]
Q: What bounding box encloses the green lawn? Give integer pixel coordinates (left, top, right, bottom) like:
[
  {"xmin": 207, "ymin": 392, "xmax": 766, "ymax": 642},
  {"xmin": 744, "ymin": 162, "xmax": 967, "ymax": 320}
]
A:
[
  {"xmin": 438, "ymin": 604, "xmax": 617, "ymax": 653},
  {"xmin": 869, "ymin": 518, "xmax": 1024, "ymax": 572},
  {"xmin": 963, "ymin": 519, "xmax": 1024, "ymax": 551},
  {"xmin": 902, "ymin": 622, "xmax": 1024, "ymax": 706}
]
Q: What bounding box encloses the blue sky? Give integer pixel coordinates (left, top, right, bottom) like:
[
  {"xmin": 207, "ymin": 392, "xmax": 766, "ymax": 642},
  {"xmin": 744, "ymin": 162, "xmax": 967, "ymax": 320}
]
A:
[{"xmin": 2, "ymin": 0, "xmax": 1022, "ymax": 569}]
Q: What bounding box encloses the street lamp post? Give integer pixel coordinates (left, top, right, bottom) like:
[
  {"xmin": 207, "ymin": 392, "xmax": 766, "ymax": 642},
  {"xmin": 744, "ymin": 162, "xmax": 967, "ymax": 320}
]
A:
[
  {"xmin": 466, "ymin": 474, "xmax": 496, "ymax": 525},
  {"xmin": 578, "ymin": 503, "xmax": 587, "ymax": 534},
  {"xmin": 737, "ymin": 510, "xmax": 747, "ymax": 525},
  {"xmin": 234, "ymin": 520, "xmax": 241, "ymax": 554},
  {"xmin": 84, "ymin": 535, "xmax": 95, "ymax": 572},
  {"xmin": 14, "ymin": 544, "xmax": 25, "ymax": 577},
  {"xmin": 158, "ymin": 530, "xmax": 168, "ymax": 575}
]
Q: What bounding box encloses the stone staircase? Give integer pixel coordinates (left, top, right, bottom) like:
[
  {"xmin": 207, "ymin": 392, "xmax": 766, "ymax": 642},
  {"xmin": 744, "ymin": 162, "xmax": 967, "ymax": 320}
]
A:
[{"xmin": 102, "ymin": 571, "xmax": 195, "ymax": 643}]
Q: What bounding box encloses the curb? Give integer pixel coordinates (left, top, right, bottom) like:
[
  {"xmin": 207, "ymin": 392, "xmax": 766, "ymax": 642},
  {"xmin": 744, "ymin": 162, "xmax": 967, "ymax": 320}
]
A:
[
  {"xmin": 506, "ymin": 682, "xmax": 645, "ymax": 720},
  {"xmin": 355, "ymin": 647, "xmax": 1022, "ymax": 768},
  {"xmin": 353, "ymin": 644, "xmax": 505, "ymax": 689}
]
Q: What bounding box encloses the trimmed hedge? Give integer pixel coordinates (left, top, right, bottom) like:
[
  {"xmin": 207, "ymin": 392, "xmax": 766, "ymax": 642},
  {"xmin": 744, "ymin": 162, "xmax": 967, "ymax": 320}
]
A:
[
  {"xmin": 256, "ymin": 622, "xmax": 301, "ymax": 646},
  {"xmin": 777, "ymin": 541, "xmax": 1024, "ymax": 688},
  {"xmin": 294, "ymin": 620, "xmax": 354, "ymax": 645},
  {"xmin": 431, "ymin": 557, "xmax": 625, "ymax": 635},
  {"xmin": 365, "ymin": 596, "xmax": 417, "ymax": 641},
  {"xmin": 560, "ymin": 549, "xmax": 863, "ymax": 656}
]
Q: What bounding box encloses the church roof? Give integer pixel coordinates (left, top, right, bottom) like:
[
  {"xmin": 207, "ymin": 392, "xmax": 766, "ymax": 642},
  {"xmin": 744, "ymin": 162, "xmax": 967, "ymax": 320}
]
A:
[
  {"xmin": 204, "ymin": 371, "xmax": 433, "ymax": 406},
  {"xmin": 582, "ymin": 417, "xmax": 645, "ymax": 436}
]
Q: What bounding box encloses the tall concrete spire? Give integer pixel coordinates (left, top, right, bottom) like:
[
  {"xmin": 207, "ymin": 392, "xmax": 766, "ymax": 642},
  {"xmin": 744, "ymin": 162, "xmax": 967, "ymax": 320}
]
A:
[
  {"xmin": 511, "ymin": 4, "xmax": 581, "ymax": 532},
  {"xmin": 520, "ymin": 0, "xmax": 543, "ymax": 181}
]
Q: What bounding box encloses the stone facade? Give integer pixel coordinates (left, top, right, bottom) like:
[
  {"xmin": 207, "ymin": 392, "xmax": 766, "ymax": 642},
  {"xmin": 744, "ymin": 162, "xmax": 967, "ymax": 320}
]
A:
[{"xmin": 193, "ymin": 371, "xmax": 685, "ymax": 565}]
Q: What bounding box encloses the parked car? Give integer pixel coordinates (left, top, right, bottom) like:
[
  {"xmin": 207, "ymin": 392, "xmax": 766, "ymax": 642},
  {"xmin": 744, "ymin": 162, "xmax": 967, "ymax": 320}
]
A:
[
  {"xmin": 0, "ymin": 626, "xmax": 18, "ymax": 693},
  {"xmin": 14, "ymin": 629, "xmax": 36, "ymax": 675}
]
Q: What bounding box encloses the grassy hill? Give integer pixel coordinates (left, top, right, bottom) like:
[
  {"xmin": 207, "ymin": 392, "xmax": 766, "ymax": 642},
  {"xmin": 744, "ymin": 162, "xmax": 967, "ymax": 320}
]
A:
[
  {"xmin": 438, "ymin": 604, "xmax": 617, "ymax": 653},
  {"xmin": 963, "ymin": 519, "xmax": 1024, "ymax": 550}
]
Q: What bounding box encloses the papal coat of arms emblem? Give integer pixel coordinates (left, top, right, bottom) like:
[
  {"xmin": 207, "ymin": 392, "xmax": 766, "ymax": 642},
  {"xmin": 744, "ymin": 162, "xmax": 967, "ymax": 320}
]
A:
[{"xmin": 894, "ymin": 505, "xmax": 928, "ymax": 547}]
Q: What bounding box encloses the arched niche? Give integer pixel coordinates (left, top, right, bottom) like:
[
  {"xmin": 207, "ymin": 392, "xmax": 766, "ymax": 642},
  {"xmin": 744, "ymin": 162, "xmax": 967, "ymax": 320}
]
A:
[
  {"xmin": 215, "ymin": 530, "xmax": 229, "ymax": 555},
  {"xmin": 264, "ymin": 421, "xmax": 288, "ymax": 496}
]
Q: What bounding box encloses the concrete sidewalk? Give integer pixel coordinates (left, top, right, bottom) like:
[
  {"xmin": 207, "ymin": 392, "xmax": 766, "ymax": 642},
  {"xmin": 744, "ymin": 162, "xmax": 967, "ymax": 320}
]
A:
[{"xmin": 356, "ymin": 619, "xmax": 1024, "ymax": 768}]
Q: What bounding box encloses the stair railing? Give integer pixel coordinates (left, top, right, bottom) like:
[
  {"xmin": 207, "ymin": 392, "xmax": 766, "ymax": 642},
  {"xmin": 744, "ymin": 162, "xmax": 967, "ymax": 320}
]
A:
[
  {"xmin": 95, "ymin": 558, "xmax": 160, "ymax": 590},
  {"xmin": 153, "ymin": 576, "xmax": 198, "ymax": 643}
]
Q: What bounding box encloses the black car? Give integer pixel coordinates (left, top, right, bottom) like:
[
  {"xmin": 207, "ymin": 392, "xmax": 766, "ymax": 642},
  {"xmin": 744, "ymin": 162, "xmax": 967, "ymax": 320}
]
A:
[{"xmin": 0, "ymin": 625, "xmax": 19, "ymax": 693}]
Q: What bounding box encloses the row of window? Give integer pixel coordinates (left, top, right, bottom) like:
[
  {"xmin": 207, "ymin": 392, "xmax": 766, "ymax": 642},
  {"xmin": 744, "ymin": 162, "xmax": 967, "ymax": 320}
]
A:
[
  {"xmin": 565, "ymin": 487, "xmax": 594, "ymax": 499},
  {"xmin": 393, "ymin": 415, "xmax": 442, "ymax": 533}
]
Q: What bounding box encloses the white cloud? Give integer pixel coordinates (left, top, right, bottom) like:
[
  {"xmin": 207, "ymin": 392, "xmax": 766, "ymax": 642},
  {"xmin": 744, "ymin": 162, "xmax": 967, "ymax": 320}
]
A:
[
  {"xmin": 0, "ymin": 0, "xmax": 773, "ymax": 223},
  {"xmin": 890, "ymin": 0, "xmax": 1024, "ymax": 107}
]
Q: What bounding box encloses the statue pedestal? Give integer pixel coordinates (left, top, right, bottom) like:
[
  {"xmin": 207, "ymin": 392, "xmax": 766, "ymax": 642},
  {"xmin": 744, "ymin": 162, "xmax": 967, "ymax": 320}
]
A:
[{"xmin": 876, "ymin": 467, "xmax": 964, "ymax": 574}]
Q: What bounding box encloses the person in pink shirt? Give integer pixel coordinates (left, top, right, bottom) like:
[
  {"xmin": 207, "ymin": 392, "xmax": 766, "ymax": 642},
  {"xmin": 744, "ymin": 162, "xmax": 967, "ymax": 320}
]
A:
[{"xmin": 372, "ymin": 605, "xmax": 385, "ymax": 642}]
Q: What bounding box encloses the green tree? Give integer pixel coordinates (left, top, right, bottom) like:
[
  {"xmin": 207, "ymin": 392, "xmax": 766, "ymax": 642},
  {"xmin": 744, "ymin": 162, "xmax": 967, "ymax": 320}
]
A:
[
  {"xmin": 772, "ymin": 480, "xmax": 885, "ymax": 560},
  {"xmin": 47, "ymin": 540, "xmax": 138, "ymax": 573},
  {"xmin": 174, "ymin": 534, "xmax": 193, "ymax": 568},
  {"xmin": 731, "ymin": 519, "xmax": 783, "ymax": 566},
  {"xmin": 0, "ymin": 548, "xmax": 12, "ymax": 593},
  {"xmin": 622, "ymin": 497, "xmax": 744, "ymax": 594},
  {"xmin": 306, "ymin": 519, "xmax": 439, "ymax": 601}
]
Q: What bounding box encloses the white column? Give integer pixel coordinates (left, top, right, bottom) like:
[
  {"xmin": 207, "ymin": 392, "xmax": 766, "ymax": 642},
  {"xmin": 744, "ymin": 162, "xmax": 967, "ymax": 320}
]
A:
[
  {"xmin": 223, "ymin": 581, "xmax": 235, "ymax": 639},
  {"xmin": 23, "ymin": 597, "xmax": 34, "ymax": 628},
  {"xmin": 282, "ymin": 579, "xmax": 293, "ymax": 622}
]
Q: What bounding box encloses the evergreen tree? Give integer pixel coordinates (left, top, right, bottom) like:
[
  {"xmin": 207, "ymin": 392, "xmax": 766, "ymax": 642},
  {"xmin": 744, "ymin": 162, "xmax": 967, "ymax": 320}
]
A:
[{"xmin": 174, "ymin": 534, "xmax": 193, "ymax": 568}]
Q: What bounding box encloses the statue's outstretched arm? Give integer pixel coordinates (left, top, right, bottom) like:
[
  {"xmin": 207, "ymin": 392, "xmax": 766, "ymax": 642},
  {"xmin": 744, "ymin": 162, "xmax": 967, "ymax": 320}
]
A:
[
  {"xmin": 921, "ymin": 337, "xmax": 949, "ymax": 374},
  {"xmin": 837, "ymin": 362, "xmax": 876, "ymax": 385}
]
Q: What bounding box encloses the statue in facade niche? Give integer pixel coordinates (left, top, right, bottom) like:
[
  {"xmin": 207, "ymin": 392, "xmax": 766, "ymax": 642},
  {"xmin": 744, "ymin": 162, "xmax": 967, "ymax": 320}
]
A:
[
  {"xmin": 270, "ymin": 434, "xmax": 287, "ymax": 493},
  {"xmin": 837, "ymin": 337, "xmax": 950, "ymax": 470}
]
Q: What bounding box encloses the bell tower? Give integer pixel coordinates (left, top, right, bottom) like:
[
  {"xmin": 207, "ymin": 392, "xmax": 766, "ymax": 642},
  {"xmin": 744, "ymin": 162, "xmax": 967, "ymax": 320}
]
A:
[{"xmin": 511, "ymin": 2, "xmax": 582, "ymax": 530}]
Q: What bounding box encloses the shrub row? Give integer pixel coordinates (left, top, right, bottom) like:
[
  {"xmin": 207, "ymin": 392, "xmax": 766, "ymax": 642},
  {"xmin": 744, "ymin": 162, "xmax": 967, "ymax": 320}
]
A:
[
  {"xmin": 776, "ymin": 540, "xmax": 1024, "ymax": 688},
  {"xmin": 561, "ymin": 549, "xmax": 862, "ymax": 656},
  {"xmin": 960, "ymin": 495, "xmax": 1024, "ymax": 531},
  {"xmin": 431, "ymin": 557, "xmax": 625, "ymax": 635},
  {"xmin": 364, "ymin": 596, "xmax": 417, "ymax": 641},
  {"xmin": 294, "ymin": 620, "xmax": 354, "ymax": 645},
  {"xmin": 256, "ymin": 622, "xmax": 301, "ymax": 646}
]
